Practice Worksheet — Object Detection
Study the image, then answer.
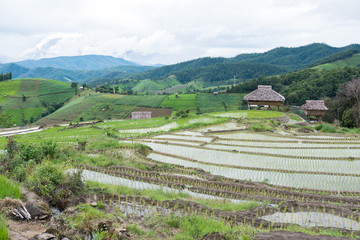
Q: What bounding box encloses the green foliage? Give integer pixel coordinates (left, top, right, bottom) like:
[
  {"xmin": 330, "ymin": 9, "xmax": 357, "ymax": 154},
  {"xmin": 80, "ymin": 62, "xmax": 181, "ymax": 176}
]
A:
[
  {"xmin": 41, "ymin": 140, "xmax": 58, "ymax": 159},
  {"xmin": 0, "ymin": 72, "xmax": 12, "ymax": 81},
  {"xmin": 234, "ymin": 67, "xmax": 360, "ymax": 106},
  {"xmin": 341, "ymin": 108, "xmax": 356, "ymax": 128},
  {"xmin": 312, "ymin": 50, "xmax": 360, "ymax": 68},
  {"xmin": 160, "ymin": 94, "xmax": 197, "ymax": 110},
  {"xmin": 132, "ymin": 43, "xmax": 360, "ymax": 86},
  {"xmin": 197, "ymin": 93, "xmax": 246, "ymax": 113},
  {"xmin": 0, "ymin": 80, "xmax": 21, "ymax": 104},
  {"xmin": 0, "ymin": 175, "xmax": 21, "ymax": 199},
  {"xmin": 0, "ymin": 113, "xmax": 13, "ymax": 128},
  {"xmin": 26, "ymin": 161, "xmax": 64, "ymax": 199},
  {"xmin": 248, "ymin": 122, "xmax": 273, "ymax": 132},
  {"xmin": 126, "ymin": 223, "xmax": 145, "ymax": 236},
  {"xmin": 175, "ymin": 109, "xmax": 190, "ymax": 118},
  {"xmin": 0, "ymin": 214, "xmax": 8, "ymax": 240},
  {"xmin": 113, "ymin": 95, "xmax": 166, "ymax": 108},
  {"xmin": 164, "ymin": 214, "xmax": 256, "ymax": 240},
  {"xmin": 315, "ymin": 124, "xmax": 338, "ymax": 133},
  {"xmin": 77, "ymin": 103, "xmax": 135, "ymax": 121}
]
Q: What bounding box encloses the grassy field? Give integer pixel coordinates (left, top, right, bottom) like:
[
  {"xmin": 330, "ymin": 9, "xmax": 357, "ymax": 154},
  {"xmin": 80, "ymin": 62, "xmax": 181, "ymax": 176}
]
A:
[
  {"xmin": 160, "ymin": 94, "xmax": 197, "ymax": 110},
  {"xmin": 113, "ymin": 95, "xmax": 166, "ymax": 108},
  {"xmin": 77, "ymin": 103, "xmax": 135, "ymax": 121},
  {"xmin": 0, "ymin": 78, "xmax": 76, "ymax": 125},
  {"xmin": 314, "ymin": 53, "xmax": 360, "ymax": 70},
  {"xmin": 0, "ymin": 80, "xmax": 22, "ymax": 104},
  {"xmin": 1, "ymin": 109, "xmax": 359, "ymax": 239},
  {"xmin": 197, "ymin": 93, "xmax": 246, "ymax": 113}
]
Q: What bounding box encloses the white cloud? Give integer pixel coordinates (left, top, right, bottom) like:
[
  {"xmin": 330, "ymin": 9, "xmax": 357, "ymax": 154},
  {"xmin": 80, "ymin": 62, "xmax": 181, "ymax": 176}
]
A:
[{"xmin": 0, "ymin": 0, "xmax": 360, "ymax": 64}]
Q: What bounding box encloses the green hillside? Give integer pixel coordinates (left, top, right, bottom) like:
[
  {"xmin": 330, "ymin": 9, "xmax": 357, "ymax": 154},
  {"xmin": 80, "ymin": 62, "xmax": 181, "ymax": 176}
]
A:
[
  {"xmin": 131, "ymin": 43, "xmax": 360, "ymax": 86},
  {"xmin": 0, "ymin": 78, "xmax": 75, "ymax": 126},
  {"xmin": 40, "ymin": 94, "xmax": 167, "ymax": 124},
  {"xmin": 313, "ymin": 53, "xmax": 360, "ymax": 70}
]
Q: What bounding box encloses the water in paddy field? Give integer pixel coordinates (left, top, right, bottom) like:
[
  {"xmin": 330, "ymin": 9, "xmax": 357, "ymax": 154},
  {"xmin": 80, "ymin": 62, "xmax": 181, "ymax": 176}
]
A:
[
  {"xmin": 261, "ymin": 212, "xmax": 360, "ymax": 230},
  {"xmin": 66, "ymin": 169, "xmax": 251, "ymax": 204}
]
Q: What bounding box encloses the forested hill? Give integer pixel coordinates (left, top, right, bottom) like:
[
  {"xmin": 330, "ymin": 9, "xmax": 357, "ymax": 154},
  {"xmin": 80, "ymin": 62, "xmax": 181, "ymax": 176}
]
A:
[
  {"xmin": 132, "ymin": 43, "xmax": 360, "ymax": 84},
  {"xmin": 232, "ymin": 66, "xmax": 360, "ymax": 106},
  {"xmin": 15, "ymin": 55, "xmax": 138, "ymax": 71}
]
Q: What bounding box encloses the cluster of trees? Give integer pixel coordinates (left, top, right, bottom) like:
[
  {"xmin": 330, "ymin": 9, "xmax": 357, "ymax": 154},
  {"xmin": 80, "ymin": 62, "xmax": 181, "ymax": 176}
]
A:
[
  {"xmin": 41, "ymin": 101, "xmax": 65, "ymax": 118},
  {"xmin": 95, "ymin": 85, "xmax": 119, "ymax": 93},
  {"xmin": 0, "ymin": 72, "xmax": 12, "ymax": 81},
  {"xmin": 233, "ymin": 66, "xmax": 360, "ymax": 127},
  {"xmin": 323, "ymin": 78, "xmax": 360, "ymax": 128},
  {"xmin": 232, "ymin": 67, "xmax": 360, "ymax": 106}
]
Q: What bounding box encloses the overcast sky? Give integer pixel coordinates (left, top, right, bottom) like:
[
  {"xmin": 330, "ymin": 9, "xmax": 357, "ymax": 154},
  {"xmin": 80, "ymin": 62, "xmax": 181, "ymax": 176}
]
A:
[{"xmin": 0, "ymin": 0, "xmax": 359, "ymax": 65}]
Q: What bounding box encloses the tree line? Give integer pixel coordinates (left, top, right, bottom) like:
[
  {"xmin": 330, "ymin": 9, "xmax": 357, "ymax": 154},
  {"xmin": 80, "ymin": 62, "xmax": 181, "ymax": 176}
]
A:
[{"xmin": 0, "ymin": 72, "xmax": 12, "ymax": 81}]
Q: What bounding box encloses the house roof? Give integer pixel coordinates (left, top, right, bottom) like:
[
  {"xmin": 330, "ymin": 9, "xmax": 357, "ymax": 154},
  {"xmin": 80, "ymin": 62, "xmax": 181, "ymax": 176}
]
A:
[
  {"xmin": 301, "ymin": 100, "xmax": 328, "ymax": 111},
  {"xmin": 243, "ymin": 85, "xmax": 285, "ymax": 102}
]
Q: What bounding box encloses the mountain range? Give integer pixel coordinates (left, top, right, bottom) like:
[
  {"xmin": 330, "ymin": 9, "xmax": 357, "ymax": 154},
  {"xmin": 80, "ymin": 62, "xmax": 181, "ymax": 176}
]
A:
[{"xmin": 1, "ymin": 43, "xmax": 360, "ymax": 87}]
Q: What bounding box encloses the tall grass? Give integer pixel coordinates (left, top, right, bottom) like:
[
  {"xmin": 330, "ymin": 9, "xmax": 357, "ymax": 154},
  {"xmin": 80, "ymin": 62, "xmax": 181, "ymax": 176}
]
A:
[
  {"xmin": 0, "ymin": 214, "xmax": 8, "ymax": 240},
  {"xmin": 0, "ymin": 175, "xmax": 21, "ymax": 199}
]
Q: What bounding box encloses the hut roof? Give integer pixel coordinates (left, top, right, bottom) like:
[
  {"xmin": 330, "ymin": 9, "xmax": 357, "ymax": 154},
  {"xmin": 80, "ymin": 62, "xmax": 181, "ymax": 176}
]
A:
[
  {"xmin": 243, "ymin": 85, "xmax": 285, "ymax": 102},
  {"xmin": 301, "ymin": 100, "xmax": 328, "ymax": 111}
]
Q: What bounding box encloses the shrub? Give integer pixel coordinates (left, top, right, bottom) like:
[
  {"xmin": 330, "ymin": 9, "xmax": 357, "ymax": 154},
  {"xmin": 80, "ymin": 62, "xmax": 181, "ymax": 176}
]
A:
[
  {"xmin": 26, "ymin": 161, "xmax": 64, "ymax": 199},
  {"xmin": 248, "ymin": 122, "xmax": 272, "ymax": 132},
  {"xmin": 41, "ymin": 140, "xmax": 58, "ymax": 159},
  {"xmin": 18, "ymin": 143, "xmax": 43, "ymax": 163},
  {"xmin": 175, "ymin": 109, "xmax": 189, "ymax": 118}
]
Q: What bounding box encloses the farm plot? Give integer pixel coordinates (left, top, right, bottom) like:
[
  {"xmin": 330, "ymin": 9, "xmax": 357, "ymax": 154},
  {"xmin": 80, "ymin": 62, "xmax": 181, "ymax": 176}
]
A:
[
  {"xmin": 205, "ymin": 143, "xmax": 360, "ymax": 159},
  {"xmin": 0, "ymin": 80, "xmax": 21, "ymax": 104},
  {"xmin": 160, "ymin": 94, "xmax": 197, "ymax": 110},
  {"xmin": 210, "ymin": 131, "xmax": 360, "ymax": 143},
  {"xmin": 137, "ymin": 123, "xmax": 360, "ymax": 192},
  {"xmin": 145, "ymin": 150, "xmax": 360, "ymax": 192},
  {"xmin": 197, "ymin": 93, "xmax": 246, "ymax": 113},
  {"xmin": 113, "ymin": 95, "xmax": 166, "ymax": 108}
]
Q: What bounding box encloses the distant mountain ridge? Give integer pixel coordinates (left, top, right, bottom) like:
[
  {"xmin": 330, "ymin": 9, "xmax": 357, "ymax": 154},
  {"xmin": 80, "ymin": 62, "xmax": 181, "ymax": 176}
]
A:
[
  {"xmin": 15, "ymin": 55, "xmax": 138, "ymax": 71},
  {"xmin": 0, "ymin": 63, "xmax": 153, "ymax": 83},
  {"xmin": 132, "ymin": 43, "xmax": 360, "ymax": 84}
]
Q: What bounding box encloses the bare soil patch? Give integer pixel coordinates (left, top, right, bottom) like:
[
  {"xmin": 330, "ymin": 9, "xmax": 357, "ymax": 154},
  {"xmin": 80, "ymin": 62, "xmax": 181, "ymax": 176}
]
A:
[{"xmin": 131, "ymin": 107, "xmax": 172, "ymax": 118}]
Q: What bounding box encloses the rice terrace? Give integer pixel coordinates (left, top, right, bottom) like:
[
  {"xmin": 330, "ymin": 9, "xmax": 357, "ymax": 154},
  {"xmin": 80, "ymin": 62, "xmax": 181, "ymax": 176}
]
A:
[{"xmin": 2, "ymin": 44, "xmax": 360, "ymax": 239}]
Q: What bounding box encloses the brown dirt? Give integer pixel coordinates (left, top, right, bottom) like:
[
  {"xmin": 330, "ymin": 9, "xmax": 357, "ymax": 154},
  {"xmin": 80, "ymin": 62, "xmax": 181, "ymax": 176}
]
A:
[
  {"xmin": 131, "ymin": 107, "xmax": 172, "ymax": 118},
  {"xmin": 8, "ymin": 219, "xmax": 48, "ymax": 240},
  {"xmin": 255, "ymin": 231, "xmax": 351, "ymax": 240}
]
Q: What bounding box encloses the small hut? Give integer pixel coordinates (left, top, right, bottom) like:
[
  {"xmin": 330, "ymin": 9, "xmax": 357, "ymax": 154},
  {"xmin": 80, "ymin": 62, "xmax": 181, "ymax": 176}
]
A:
[
  {"xmin": 243, "ymin": 85, "xmax": 285, "ymax": 110},
  {"xmin": 301, "ymin": 100, "xmax": 328, "ymax": 120}
]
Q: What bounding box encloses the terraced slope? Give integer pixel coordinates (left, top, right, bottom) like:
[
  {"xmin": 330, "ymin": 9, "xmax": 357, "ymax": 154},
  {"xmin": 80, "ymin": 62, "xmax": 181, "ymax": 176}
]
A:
[{"xmin": 0, "ymin": 78, "xmax": 74, "ymax": 125}]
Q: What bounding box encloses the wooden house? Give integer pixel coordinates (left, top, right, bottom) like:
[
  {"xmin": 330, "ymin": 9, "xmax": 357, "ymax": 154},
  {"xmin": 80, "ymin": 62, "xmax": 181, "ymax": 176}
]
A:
[
  {"xmin": 243, "ymin": 85, "xmax": 285, "ymax": 110},
  {"xmin": 301, "ymin": 100, "xmax": 328, "ymax": 120}
]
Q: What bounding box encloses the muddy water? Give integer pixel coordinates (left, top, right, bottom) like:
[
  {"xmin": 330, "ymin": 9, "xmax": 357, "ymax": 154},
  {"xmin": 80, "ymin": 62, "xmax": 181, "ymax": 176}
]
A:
[{"xmin": 261, "ymin": 212, "xmax": 360, "ymax": 230}]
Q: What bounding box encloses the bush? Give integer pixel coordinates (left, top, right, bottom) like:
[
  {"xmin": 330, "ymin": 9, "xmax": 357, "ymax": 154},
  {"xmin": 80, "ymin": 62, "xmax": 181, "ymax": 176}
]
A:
[
  {"xmin": 41, "ymin": 140, "xmax": 58, "ymax": 159},
  {"xmin": 248, "ymin": 122, "xmax": 272, "ymax": 132},
  {"xmin": 175, "ymin": 109, "xmax": 189, "ymax": 118},
  {"xmin": 18, "ymin": 143, "xmax": 43, "ymax": 163},
  {"xmin": 26, "ymin": 161, "xmax": 64, "ymax": 199}
]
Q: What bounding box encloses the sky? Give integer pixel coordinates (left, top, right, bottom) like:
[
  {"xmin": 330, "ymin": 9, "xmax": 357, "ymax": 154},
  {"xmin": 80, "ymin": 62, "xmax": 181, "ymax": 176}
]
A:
[{"xmin": 0, "ymin": 0, "xmax": 360, "ymax": 65}]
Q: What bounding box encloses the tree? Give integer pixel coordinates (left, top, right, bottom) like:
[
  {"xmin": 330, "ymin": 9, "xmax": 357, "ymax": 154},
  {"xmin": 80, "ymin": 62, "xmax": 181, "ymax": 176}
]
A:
[
  {"xmin": 22, "ymin": 94, "xmax": 26, "ymax": 102},
  {"xmin": 71, "ymin": 82, "xmax": 78, "ymax": 95},
  {"xmin": 342, "ymin": 78, "xmax": 360, "ymax": 127}
]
